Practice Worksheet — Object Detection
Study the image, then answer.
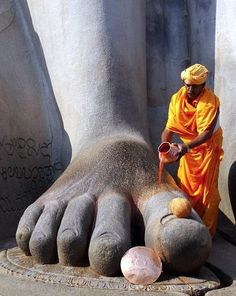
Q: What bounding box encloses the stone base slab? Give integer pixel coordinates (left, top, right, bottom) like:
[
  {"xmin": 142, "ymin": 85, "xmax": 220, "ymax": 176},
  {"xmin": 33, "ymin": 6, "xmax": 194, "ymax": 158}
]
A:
[{"xmin": 0, "ymin": 247, "xmax": 220, "ymax": 295}]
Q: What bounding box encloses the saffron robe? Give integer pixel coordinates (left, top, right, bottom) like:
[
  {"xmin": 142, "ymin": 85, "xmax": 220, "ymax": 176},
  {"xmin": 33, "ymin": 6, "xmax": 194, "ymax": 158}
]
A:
[{"xmin": 166, "ymin": 86, "xmax": 224, "ymax": 237}]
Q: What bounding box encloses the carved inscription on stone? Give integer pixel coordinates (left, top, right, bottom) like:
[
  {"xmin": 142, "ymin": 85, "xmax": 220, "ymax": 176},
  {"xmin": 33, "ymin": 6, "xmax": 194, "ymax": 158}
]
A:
[
  {"xmin": 0, "ymin": 136, "xmax": 63, "ymax": 214},
  {"xmin": 0, "ymin": 136, "xmax": 52, "ymax": 160}
]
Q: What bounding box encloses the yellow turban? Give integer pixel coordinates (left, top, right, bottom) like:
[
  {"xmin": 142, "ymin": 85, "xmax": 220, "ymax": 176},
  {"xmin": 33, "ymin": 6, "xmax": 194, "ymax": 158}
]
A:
[{"xmin": 181, "ymin": 64, "xmax": 208, "ymax": 85}]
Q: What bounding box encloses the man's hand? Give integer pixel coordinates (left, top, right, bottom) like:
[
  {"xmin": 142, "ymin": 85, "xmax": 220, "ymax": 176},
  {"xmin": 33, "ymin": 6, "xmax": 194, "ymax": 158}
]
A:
[{"xmin": 175, "ymin": 143, "xmax": 189, "ymax": 159}]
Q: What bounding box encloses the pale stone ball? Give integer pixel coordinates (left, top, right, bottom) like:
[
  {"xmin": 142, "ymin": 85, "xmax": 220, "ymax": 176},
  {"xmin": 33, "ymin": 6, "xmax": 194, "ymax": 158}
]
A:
[{"xmin": 120, "ymin": 246, "xmax": 162, "ymax": 285}]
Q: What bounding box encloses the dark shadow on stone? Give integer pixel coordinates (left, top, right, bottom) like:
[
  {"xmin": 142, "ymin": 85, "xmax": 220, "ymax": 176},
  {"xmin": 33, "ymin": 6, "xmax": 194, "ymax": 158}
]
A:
[
  {"xmin": 216, "ymin": 160, "xmax": 236, "ymax": 245},
  {"xmin": 228, "ymin": 161, "xmax": 236, "ymax": 220},
  {"xmin": 131, "ymin": 205, "xmax": 145, "ymax": 247},
  {"xmin": 186, "ymin": 0, "xmax": 216, "ymax": 89},
  {"xmin": 217, "ymin": 211, "xmax": 236, "ymax": 245},
  {"xmin": 0, "ymin": 237, "xmax": 16, "ymax": 252},
  {"xmin": 205, "ymin": 261, "xmax": 233, "ymax": 288}
]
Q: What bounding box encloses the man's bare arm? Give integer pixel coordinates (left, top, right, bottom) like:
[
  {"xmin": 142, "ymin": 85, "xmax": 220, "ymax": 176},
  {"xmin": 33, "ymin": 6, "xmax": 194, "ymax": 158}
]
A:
[{"xmin": 161, "ymin": 128, "xmax": 174, "ymax": 143}]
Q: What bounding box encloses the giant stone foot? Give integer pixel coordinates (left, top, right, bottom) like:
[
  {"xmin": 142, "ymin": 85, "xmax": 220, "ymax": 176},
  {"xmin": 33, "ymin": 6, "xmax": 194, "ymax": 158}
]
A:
[
  {"xmin": 16, "ymin": 137, "xmax": 157, "ymax": 276},
  {"xmin": 16, "ymin": 137, "xmax": 212, "ymax": 276}
]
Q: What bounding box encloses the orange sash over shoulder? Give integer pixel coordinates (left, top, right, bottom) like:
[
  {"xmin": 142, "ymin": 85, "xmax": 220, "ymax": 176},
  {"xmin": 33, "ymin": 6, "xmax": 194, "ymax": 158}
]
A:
[{"xmin": 166, "ymin": 86, "xmax": 224, "ymax": 210}]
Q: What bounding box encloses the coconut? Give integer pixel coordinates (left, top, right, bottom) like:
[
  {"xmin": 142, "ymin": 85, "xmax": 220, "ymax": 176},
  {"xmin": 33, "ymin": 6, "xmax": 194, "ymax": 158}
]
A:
[{"xmin": 169, "ymin": 197, "xmax": 192, "ymax": 218}]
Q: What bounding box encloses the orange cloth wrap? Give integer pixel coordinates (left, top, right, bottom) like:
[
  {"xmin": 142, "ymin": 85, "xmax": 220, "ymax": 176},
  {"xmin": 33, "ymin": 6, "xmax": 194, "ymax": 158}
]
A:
[{"xmin": 166, "ymin": 86, "xmax": 224, "ymax": 237}]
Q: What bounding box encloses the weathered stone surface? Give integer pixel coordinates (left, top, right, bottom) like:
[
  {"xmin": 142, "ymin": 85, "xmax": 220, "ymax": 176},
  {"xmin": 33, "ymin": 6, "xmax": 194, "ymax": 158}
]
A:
[
  {"xmin": 0, "ymin": 272, "xmax": 187, "ymax": 296},
  {"xmin": 205, "ymin": 286, "xmax": 236, "ymax": 296},
  {"xmin": 0, "ymin": 247, "xmax": 220, "ymax": 295}
]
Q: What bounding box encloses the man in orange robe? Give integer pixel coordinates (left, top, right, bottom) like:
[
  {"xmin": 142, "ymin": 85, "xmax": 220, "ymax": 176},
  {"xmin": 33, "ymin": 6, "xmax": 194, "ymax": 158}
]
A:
[{"xmin": 161, "ymin": 64, "xmax": 224, "ymax": 237}]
